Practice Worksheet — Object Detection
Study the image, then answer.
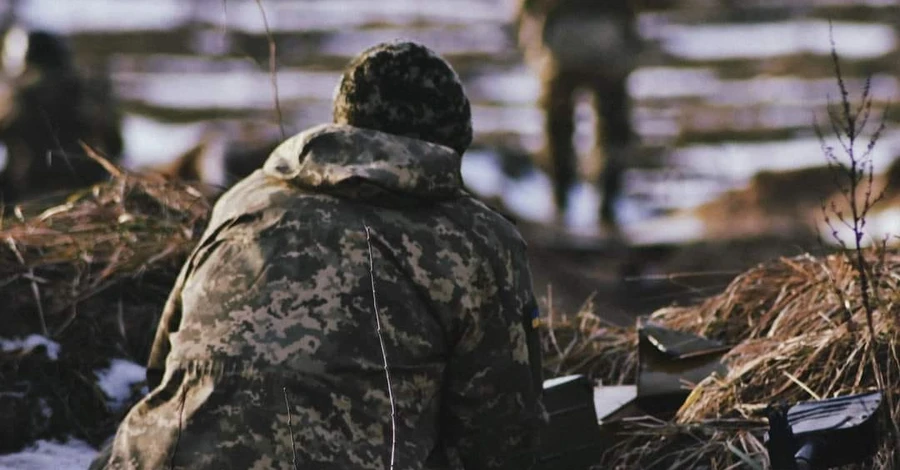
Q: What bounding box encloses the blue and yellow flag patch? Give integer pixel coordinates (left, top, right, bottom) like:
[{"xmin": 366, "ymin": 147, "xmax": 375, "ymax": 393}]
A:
[{"xmin": 531, "ymin": 307, "xmax": 541, "ymax": 329}]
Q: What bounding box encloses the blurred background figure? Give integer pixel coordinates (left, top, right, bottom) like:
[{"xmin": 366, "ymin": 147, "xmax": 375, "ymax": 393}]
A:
[
  {"xmin": 0, "ymin": 27, "xmax": 123, "ymax": 203},
  {"xmin": 515, "ymin": 0, "xmax": 642, "ymax": 234}
]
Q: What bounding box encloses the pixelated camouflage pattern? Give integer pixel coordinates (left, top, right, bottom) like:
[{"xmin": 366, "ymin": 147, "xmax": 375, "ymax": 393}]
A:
[
  {"xmin": 93, "ymin": 124, "xmax": 541, "ymax": 470},
  {"xmin": 332, "ymin": 41, "xmax": 472, "ymax": 157}
]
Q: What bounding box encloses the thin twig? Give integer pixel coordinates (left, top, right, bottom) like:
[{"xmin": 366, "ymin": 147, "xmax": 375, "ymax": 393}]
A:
[
  {"xmin": 817, "ymin": 25, "xmax": 898, "ymax": 454},
  {"xmin": 116, "ymin": 296, "xmax": 128, "ymax": 351},
  {"xmin": 623, "ymin": 270, "xmax": 741, "ymax": 282},
  {"xmin": 283, "ymin": 387, "xmax": 299, "ymax": 470},
  {"xmin": 363, "ymin": 224, "xmax": 397, "ymax": 470},
  {"xmin": 6, "ymin": 236, "xmax": 48, "ymax": 336},
  {"xmin": 782, "ymin": 371, "xmax": 821, "ymax": 400},
  {"xmin": 253, "ymin": 0, "xmax": 286, "ymax": 140},
  {"xmin": 79, "ymin": 141, "xmax": 123, "ymax": 178}
]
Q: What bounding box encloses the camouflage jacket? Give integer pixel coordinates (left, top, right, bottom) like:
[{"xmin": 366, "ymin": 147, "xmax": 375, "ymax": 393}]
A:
[{"xmin": 94, "ymin": 124, "xmax": 543, "ymax": 470}]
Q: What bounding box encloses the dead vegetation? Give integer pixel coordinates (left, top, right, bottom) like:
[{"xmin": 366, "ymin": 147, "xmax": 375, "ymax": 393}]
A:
[
  {"xmin": 539, "ymin": 38, "xmax": 900, "ymax": 468},
  {"xmin": 543, "ymin": 250, "xmax": 899, "ymax": 468},
  {"xmin": 0, "ymin": 169, "xmax": 210, "ymax": 452}
]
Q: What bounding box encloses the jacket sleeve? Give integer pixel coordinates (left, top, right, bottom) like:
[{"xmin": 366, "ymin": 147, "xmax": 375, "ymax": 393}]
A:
[
  {"xmin": 144, "ymin": 213, "xmax": 245, "ymax": 389},
  {"xmin": 145, "ymin": 260, "xmax": 190, "ymax": 390},
  {"xmin": 442, "ymin": 253, "xmax": 543, "ymax": 469},
  {"xmin": 143, "ymin": 205, "xmax": 248, "ymax": 389}
]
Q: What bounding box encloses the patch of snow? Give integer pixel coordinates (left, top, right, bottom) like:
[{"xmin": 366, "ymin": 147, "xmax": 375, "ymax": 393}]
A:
[
  {"xmin": 629, "ymin": 67, "xmax": 721, "ymax": 100},
  {"xmin": 566, "ymin": 183, "xmax": 600, "ymax": 236},
  {"xmin": 199, "ymin": 0, "xmax": 510, "ymax": 33},
  {"xmin": 94, "ymin": 359, "xmax": 146, "ymax": 411},
  {"xmin": 319, "ymin": 24, "xmax": 511, "ymax": 58},
  {"xmin": 115, "ymin": 69, "xmax": 340, "ymax": 111},
  {"xmin": 37, "ymin": 399, "xmax": 52, "ymax": 420},
  {"xmin": 503, "ymin": 169, "xmax": 556, "ymax": 223},
  {"xmin": 711, "ymin": 74, "xmax": 898, "ymax": 107},
  {"xmin": 625, "ymin": 169, "xmax": 733, "ymax": 213},
  {"xmin": 820, "ymin": 207, "xmax": 900, "ymax": 248},
  {"xmin": 0, "ymin": 439, "xmax": 97, "ymax": 470},
  {"xmin": 19, "ymin": 0, "xmax": 190, "ymax": 33},
  {"xmin": 120, "ymin": 115, "xmax": 207, "ymax": 168},
  {"xmin": 671, "ymin": 130, "xmax": 900, "ymax": 184},
  {"xmin": 468, "ymin": 67, "xmax": 540, "ymax": 105},
  {"xmin": 630, "ymin": 69, "xmax": 897, "ymax": 108},
  {"xmin": 471, "ymin": 105, "xmax": 542, "ymax": 137},
  {"xmin": 661, "ymin": 20, "xmax": 896, "ymax": 61},
  {"xmin": 461, "ymin": 150, "xmax": 505, "ymax": 198},
  {"xmin": 0, "ymin": 335, "xmax": 60, "ymax": 360},
  {"xmin": 626, "ymin": 214, "xmax": 706, "ymax": 246},
  {"xmin": 615, "ymin": 193, "xmax": 654, "ymax": 226}
]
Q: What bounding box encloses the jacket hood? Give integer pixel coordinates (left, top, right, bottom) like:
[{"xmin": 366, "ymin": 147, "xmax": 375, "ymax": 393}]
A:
[{"xmin": 263, "ymin": 123, "xmax": 464, "ymax": 201}]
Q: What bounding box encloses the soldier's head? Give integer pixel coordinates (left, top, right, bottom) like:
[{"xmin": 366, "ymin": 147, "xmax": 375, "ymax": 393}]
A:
[
  {"xmin": 26, "ymin": 31, "xmax": 72, "ymax": 70},
  {"xmin": 333, "ymin": 41, "xmax": 473, "ymax": 156},
  {"xmin": 2, "ymin": 28, "xmax": 74, "ymax": 77}
]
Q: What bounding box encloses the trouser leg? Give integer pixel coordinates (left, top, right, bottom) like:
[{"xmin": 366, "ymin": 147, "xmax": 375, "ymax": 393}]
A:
[
  {"xmin": 539, "ymin": 69, "xmax": 578, "ymax": 218},
  {"xmin": 593, "ymin": 76, "xmax": 633, "ymax": 229}
]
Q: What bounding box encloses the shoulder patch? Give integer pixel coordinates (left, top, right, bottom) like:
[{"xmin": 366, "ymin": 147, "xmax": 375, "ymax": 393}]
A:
[{"xmin": 531, "ymin": 306, "xmax": 541, "ymax": 329}]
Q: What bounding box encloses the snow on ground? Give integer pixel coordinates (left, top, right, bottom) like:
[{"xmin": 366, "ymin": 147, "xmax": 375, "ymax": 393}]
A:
[
  {"xmin": 116, "ymin": 69, "xmax": 340, "ymax": 111},
  {"xmin": 672, "ymin": 130, "xmax": 900, "ymax": 185},
  {"xmin": 207, "ymin": 0, "xmax": 510, "ymax": 33},
  {"xmin": 499, "ymin": 169, "xmax": 557, "ymax": 224},
  {"xmin": 0, "ymin": 439, "xmax": 97, "ymax": 470},
  {"xmin": 120, "ymin": 115, "xmax": 207, "ymax": 168},
  {"xmin": 626, "ymin": 214, "xmax": 706, "ymax": 246},
  {"xmin": 18, "ymin": 0, "xmax": 190, "ymax": 33},
  {"xmin": 661, "ymin": 20, "xmax": 896, "ymax": 61},
  {"xmin": 820, "ymin": 207, "xmax": 900, "ymax": 248},
  {"xmin": 18, "ymin": 0, "xmax": 509, "ymax": 34},
  {"xmin": 0, "ymin": 335, "xmax": 61, "ymax": 360},
  {"xmin": 94, "ymin": 359, "xmax": 147, "ymax": 411}
]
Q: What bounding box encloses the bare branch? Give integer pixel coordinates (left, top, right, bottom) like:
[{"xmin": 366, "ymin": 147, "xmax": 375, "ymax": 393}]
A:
[{"xmin": 253, "ymin": 0, "xmax": 286, "ymax": 140}]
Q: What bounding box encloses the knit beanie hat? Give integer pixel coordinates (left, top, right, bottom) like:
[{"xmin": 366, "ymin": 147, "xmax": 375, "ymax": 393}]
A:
[{"xmin": 333, "ymin": 41, "xmax": 473, "ymax": 155}]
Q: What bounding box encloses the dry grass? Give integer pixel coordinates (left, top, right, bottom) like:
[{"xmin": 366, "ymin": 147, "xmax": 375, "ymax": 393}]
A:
[
  {"xmin": 545, "ymin": 251, "xmax": 900, "ymax": 469},
  {"xmin": 0, "ymin": 170, "xmax": 210, "ymax": 451},
  {"xmin": 2, "ymin": 157, "xmax": 897, "ymax": 469},
  {"xmin": 541, "ymin": 294, "xmax": 638, "ymax": 385}
]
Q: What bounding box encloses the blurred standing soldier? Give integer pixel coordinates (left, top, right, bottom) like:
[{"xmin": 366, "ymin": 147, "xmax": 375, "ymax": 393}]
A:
[
  {"xmin": 516, "ymin": 0, "xmax": 641, "ymax": 232},
  {"xmin": 0, "ymin": 28, "xmax": 123, "ymax": 203},
  {"xmin": 92, "ymin": 41, "xmax": 542, "ymax": 470}
]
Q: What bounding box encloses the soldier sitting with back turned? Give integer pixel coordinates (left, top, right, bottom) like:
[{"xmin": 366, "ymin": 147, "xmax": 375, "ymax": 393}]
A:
[
  {"xmin": 0, "ymin": 28, "xmax": 122, "ymax": 204},
  {"xmin": 516, "ymin": 0, "xmax": 641, "ymax": 233},
  {"xmin": 92, "ymin": 41, "xmax": 543, "ymax": 470}
]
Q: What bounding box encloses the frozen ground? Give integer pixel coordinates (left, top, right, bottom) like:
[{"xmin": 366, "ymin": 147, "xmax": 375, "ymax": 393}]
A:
[
  {"xmin": 0, "ymin": 335, "xmax": 60, "ymax": 360},
  {"xmin": 95, "ymin": 359, "xmax": 148, "ymax": 411},
  {"xmin": 0, "ymin": 440, "xmax": 97, "ymax": 470},
  {"xmin": 0, "ymin": 348, "xmax": 142, "ymax": 468}
]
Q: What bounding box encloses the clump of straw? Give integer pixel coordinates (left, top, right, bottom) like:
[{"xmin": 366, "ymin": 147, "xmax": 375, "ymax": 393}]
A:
[
  {"xmin": 558, "ymin": 251, "xmax": 900, "ymax": 469},
  {"xmin": 0, "ymin": 169, "xmax": 210, "ymax": 451}
]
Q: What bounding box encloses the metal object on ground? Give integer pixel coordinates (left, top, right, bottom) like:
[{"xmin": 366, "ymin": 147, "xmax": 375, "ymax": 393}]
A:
[
  {"xmin": 765, "ymin": 391, "xmax": 884, "ymax": 470},
  {"xmin": 536, "ymin": 323, "xmax": 734, "ymax": 468},
  {"xmin": 636, "ymin": 319, "xmax": 731, "ymax": 415},
  {"xmin": 537, "ymin": 375, "xmax": 608, "ymax": 469}
]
